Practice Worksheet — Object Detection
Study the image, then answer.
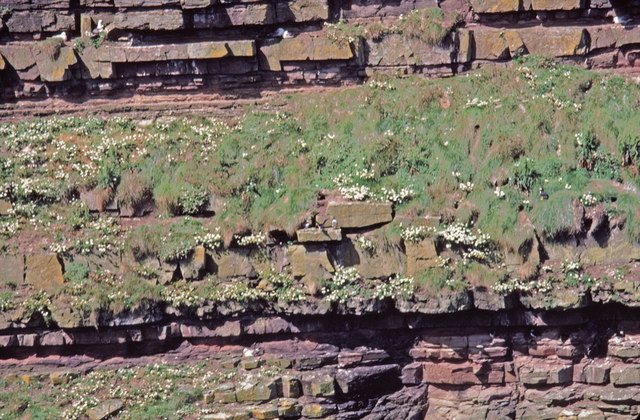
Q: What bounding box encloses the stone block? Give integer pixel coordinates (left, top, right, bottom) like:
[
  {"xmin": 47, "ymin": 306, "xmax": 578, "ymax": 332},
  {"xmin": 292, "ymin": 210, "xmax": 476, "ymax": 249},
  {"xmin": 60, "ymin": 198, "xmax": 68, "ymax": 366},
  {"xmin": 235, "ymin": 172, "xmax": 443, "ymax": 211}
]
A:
[
  {"xmin": 182, "ymin": 0, "xmax": 213, "ymax": 8},
  {"xmin": 301, "ymin": 404, "xmax": 337, "ymax": 418},
  {"xmin": 0, "ymin": 255, "xmax": 24, "ymax": 286},
  {"xmin": 0, "ymin": 45, "xmax": 36, "ymax": 70},
  {"xmin": 469, "ymin": 0, "xmax": 521, "ymax": 13},
  {"xmin": 50, "ymin": 371, "xmax": 74, "ymax": 385},
  {"xmin": 585, "ymin": 387, "xmax": 640, "ymax": 403},
  {"xmin": 518, "ymin": 27, "xmax": 589, "ymax": 57},
  {"xmin": 336, "ymin": 364, "xmax": 400, "ymax": 396},
  {"xmin": 474, "ymin": 29, "xmax": 526, "ymax": 60},
  {"xmin": 193, "ymin": 4, "xmax": 275, "ymax": 28},
  {"xmin": 260, "ymin": 38, "xmax": 354, "ymax": 71},
  {"xmin": 405, "ymin": 239, "xmax": 438, "ymax": 276},
  {"xmin": 281, "ymin": 376, "xmax": 301, "ymax": 398},
  {"xmin": 301, "ymin": 372, "xmax": 335, "ymax": 396},
  {"xmin": 519, "ymin": 362, "xmax": 573, "ymax": 385},
  {"xmin": 334, "ymin": 232, "xmax": 405, "ymax": 279},
  {"xmin": 3, "ymin": 0, "xmax": 70, "ymax": 9},
  {"xmin": 325, "ymin": 201, "xmax": 392, "ymax": 229},
  {"xmin": 179, "ymin": 245, "xmax": 206, "ymax": 280},
  {"xmin": 114, "ymin": 0, "xmax": 179, "ymax": 6},
  {"xmin": 402, "ymin": 362, "xmax": 424, "ymax": 384},
  {"xmin": 584, "ymin": 364, "xmax": 610, "ymax": 384},
  {"xmin": 457, "ymin": 29, "xmax": 474, "ymax": 63},
  {"xmin": 278, "ymin": 398, "xmax": 303, "ymax": 417},
  {"xmin": 611, "ymin": 365, "xmax": 640, "ymax": 385},
  {"xmin": 366, "ymin": 34, "xmax": 456, "ymax": 67},
  {"xmin": 608, "ymin": 336, "xmax": 640, "ymax": 358},
  {"xmin": 215, "ymin": 249, "xmax": 256, "ymax": 278},
  {"xmin": 32, "ymin": 41, "xmax": 76, "ymax": 82},
  {"xmin": 530, "ymin": 0, "xmax": 584, "ymax": 10},
  {"xmin": 87, "ymin": 400, "xmax": 123, "ymax": 420},
  {"xmin": 240, "ymin": 359, "xmax": 260, "ymax": 370},
  {"xmin": 276, "ymin": 0, "xmax": 328, "ymax": 22},
  {"xmin": 288, "ymin": 244, "xmax": 334, "ymax": 280},
  {"xmin": 25, "ymin": 254, "xmax": 64, "ymax": 293},
  {"xmin": 123, "ymin": 44, "xmax": 189, "ymax": 62},
  {"xmin": 235, "ymin": 379, "xmax": 278, "ymax": 402},
  {"xmin": 5, "ymin": 11, "xmax": 74, "ymax": 33},
  {"xmin": 423, "ymin": 362, "xmax": 483, "ymax": 385},
  {"xmin": 296, "ymin": 228, "xmax": 342, "ymax": 242},
  {"xmin": 113, "ymin": 10, "xmax": 184, "ymax": 31},
  {"xmin": 188, "ymin": 40, "xmax": 255, "ymax": 59},
  {"xmin": 250, "ymin": 407, "xmax": 279, "ymax": 420}
]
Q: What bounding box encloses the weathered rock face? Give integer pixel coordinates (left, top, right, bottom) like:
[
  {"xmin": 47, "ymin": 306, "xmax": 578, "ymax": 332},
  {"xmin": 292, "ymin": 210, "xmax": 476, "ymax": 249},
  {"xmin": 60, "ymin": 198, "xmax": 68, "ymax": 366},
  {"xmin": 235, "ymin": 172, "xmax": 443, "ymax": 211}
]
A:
[
  {"xmin": 0, "ymin": 0, "xmax": 638, "ymax": 104},
  {"xmin": 24, "ymin": 254, "xmax": 64, "ymax": 293},
  {"xmin": 5, "ymin": 305, "xmax": 640, "ymax": 419},
  {"xmin": 325, "ymin": 202, "xmax": 393, "ymax": 229}
]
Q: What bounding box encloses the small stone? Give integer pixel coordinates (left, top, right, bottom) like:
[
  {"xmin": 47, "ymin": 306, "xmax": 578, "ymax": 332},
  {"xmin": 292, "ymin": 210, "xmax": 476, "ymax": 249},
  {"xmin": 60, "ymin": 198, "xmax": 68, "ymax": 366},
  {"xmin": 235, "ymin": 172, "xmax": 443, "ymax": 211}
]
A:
[
  {"xmin": 583, "ymin": 364, "xmax": 610, "ymax": 384},
  {"xmin": 50, "ymin": 371, "xmax": 74, "ymax": 385},
  {"xmin": 86, "ymin": 399, "xmax": 123, "ymax": 420},
  {"xmin": 402, "ymin": 362, "xmax": 424, "ymax": 385},
  {"xmin": 296, "ymin": 227, "xmax": 342, "ymax": 242},
  {"xmin": 281, "ymin": 376, "xmax": 301, "ymax": 398},
  {"xmin": 469, "ymin": 0, "xmax": 521, "ymax": 13},
  {"xmin": 250, "ymin": 406, "xmax": 279, "ymax": 420},
  {"xmin": 241, "ymin": 359, "xmax": 261, "ymax": 370},
  {"xmin": 0, "ymin": 255, "xmax": 24, "ymax": 287},
  {"xmin": 179, "ymin": 245, "xmax": 206, "ymax": 280},
  {"xmin": 301, "ymin": 404, "xmax": 337, "ymax": 418},
  {"xmin": 0, "ymin": 199, "xmax": 13, "ymax": 216},
  {"xmin": 278, "ymin": 398, "xmax": 302, "ymax": 417},
  {"xmin": 215, "ymin": 390, "xmax": 237, "ymax": 404}
]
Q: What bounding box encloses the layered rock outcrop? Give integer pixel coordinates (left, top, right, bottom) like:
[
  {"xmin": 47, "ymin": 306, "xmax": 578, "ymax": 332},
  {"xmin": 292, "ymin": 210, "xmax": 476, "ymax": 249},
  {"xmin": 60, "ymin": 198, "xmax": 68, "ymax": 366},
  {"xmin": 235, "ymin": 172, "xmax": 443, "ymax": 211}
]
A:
[
  {"xmin": 0, "ymin": 0, "xmax": 639, "ymax": 102},
  {"xmin": 7, "ymin": 303, "xmax": 640, "ymax": 418}
]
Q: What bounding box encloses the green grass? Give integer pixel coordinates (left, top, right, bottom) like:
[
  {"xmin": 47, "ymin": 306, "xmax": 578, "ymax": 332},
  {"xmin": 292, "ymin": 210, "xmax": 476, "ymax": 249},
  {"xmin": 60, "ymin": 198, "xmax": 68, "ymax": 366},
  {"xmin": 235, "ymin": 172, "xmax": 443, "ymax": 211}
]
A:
[
  {"xmin": 531, "ymin": 190, "xmax": 577, "ymax": 241},
  {"xmin": 2, "ymin": 56, "xmax": 640, "ymax": 309},
  {"xmin": 325, "ymin": 7, "xmax": 463, "ymax": 46}
]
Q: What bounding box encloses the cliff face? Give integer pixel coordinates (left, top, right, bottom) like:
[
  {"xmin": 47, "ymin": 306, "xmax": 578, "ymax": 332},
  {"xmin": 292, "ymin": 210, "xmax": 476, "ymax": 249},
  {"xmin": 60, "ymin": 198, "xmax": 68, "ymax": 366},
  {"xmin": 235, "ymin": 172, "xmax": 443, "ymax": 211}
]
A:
[
  {"xmin": 0, "ymin": 0, "xmax": 639, "ymax": 102},
  {"xmin": 6, "ymin": 304, "xmax": 640, "ymax": 419}
]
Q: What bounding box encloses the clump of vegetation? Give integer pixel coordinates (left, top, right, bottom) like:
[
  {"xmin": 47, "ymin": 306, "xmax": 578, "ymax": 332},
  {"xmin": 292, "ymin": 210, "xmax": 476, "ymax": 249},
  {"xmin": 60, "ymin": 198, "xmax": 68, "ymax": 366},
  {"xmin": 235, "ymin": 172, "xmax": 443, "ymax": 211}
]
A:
[
  {"xmin": 1, "ymin": 56, "xmax": 640, "ymax": 311},
  {"xmin": 127, "ymin": 217, "xmax": 221, "ymax": 262},
  {"xmin": 325, "ymin": 7, "xmax": 462, "ymax": 46},
  {"xmin": 398, "ymin": 7, "xmax": 463, "ymax": 45},
  {"xmin": 116, "ymin": 171, "xmax": 153, "ymax": 213}
]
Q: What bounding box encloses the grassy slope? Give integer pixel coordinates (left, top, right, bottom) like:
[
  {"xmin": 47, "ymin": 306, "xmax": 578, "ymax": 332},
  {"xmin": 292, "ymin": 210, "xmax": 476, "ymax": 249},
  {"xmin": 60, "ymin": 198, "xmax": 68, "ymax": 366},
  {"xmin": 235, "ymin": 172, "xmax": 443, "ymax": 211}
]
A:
[{"xmin": 1, "ymin": 56, "xmax": 640, "ymax": 317}]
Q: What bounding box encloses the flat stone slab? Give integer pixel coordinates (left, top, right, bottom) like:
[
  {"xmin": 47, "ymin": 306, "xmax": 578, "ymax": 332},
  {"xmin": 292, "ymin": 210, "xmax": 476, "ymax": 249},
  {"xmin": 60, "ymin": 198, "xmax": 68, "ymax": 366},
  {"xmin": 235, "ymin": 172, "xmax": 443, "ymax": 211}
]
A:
[
  {"xmin": 326, "ymin": 201, "xmax": 392, "ymax": 228},
  {"xmin": 296, "ymin": 228, "xmax": 342, "ymax": 242},
  {"xmin": 87, "ymin": 399, "xmax": 123, "ymax": 420}
]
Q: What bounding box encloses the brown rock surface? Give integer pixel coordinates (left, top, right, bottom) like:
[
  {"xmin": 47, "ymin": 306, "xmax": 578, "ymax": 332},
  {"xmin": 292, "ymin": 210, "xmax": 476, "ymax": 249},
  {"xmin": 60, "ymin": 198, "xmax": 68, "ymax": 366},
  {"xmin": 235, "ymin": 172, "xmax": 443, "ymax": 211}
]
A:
[
  {"xmin": 25, "ymin": 254, "xmax": 64, "ymax": 293},
  {"xmin": 325, "ymin": 202, "xmax": 392, "ymax": 229}
]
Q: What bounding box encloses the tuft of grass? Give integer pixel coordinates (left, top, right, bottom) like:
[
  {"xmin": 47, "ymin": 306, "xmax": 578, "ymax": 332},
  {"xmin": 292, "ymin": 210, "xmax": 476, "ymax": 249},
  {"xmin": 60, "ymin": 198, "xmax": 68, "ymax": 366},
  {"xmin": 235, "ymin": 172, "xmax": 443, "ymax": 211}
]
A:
[
  {"xmin": 531, "ymin": 190, "xmax": 578, "ymax": 241},
  {"xmin": 325, "ymin": 7, "xmax": 462, "ymax": 46},
  {"xmin": 399, "ymin": 7, "xmax": 463, "ymax": 46},
  {"xmin": 116, "ymin": 171, "xmax": 153, "ymax": 213}
]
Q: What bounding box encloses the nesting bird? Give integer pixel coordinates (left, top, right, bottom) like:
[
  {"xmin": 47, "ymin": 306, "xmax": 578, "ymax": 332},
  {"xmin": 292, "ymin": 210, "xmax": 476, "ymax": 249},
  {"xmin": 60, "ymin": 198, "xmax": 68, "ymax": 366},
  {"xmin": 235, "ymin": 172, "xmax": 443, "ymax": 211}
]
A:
[
  {"xmin": 304, "ymin": 218, "xmax": 312, "ymax": 229},
  {"xmin": 331, "ymin": 217, "xmax": 338, "ymax": 229},
  {"xmin": 539, "ymin": 187, "xmax": 549, "ymax": 200},
  {"xmin": 51, "ymin": 32, "xmax": 67, "ymax": 41},
  {"xmin": 613, "ymin": 14, "xmax": 632, "ymax": 25},
  {"xmin": 271, "ymin": 27, "xmax": 294, "ymax": 39}
]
